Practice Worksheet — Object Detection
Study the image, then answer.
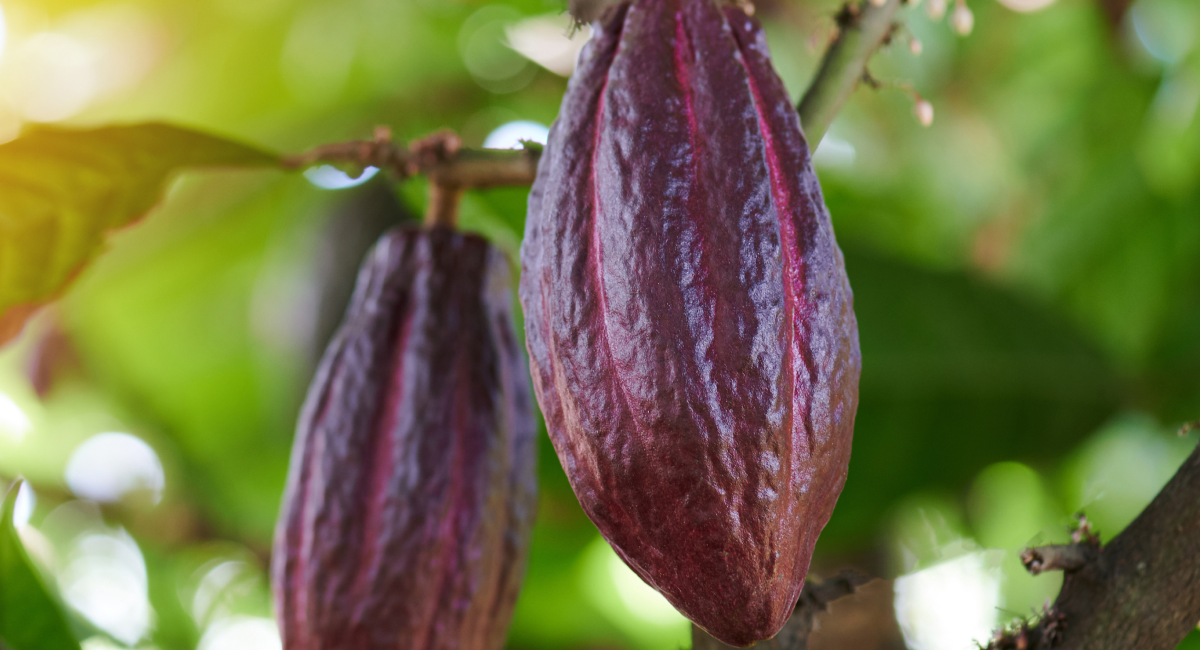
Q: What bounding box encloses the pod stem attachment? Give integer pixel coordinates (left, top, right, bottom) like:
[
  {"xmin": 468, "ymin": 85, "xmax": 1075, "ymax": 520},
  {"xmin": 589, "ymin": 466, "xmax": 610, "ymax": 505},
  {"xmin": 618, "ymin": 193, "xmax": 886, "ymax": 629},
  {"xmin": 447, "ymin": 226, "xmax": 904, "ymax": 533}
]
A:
[
  {"xmin": 409, "ymin": 131, "xmax": 465, "ymax": 229},
  {"xmin": 425, "ymin": 182, "xmax": 464, "ymax": 229}
]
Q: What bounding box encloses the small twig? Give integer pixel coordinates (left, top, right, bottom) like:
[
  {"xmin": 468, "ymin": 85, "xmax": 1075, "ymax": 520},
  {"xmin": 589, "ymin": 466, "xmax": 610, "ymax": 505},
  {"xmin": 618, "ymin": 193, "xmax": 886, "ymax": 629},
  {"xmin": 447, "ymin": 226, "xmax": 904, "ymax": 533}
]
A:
[
  {"xmin": 425, "ymin": 184, "xmax": 464, "ymax": 228},
  {"xmin": 797, "ymin": 0, "xmax": 905, "ymax": 148},
  {"xmin": 1020, "ymin": 515, "xmax": 1101, "ymax": 575},
  {"xmin": 410, "ymin": 131, "xmax": 464, "ymax": 227},
  {"xmin": 796, "ymin": 569, "xmax": 873, "ymax": 613},
  {"xmin": 281, "ymin": 129, "xmax": 409, "ymax": 177},
  {"xmin": 282, "ymin": 129, "xmax": 541, "ymax": 191},
  {"xmin": 1019, "ymin": 544, "xmax": 1096, "ymax": 575}
]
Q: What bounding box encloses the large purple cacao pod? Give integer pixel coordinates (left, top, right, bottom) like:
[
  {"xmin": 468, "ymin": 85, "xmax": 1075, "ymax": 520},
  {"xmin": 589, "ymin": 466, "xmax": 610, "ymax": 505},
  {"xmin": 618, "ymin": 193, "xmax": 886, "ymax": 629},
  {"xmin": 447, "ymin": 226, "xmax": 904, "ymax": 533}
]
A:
[
  {"xmin": 273, "ymin": 227, "xmax": 537, "ymax": 650},
  {"xmin": 519, "ymin": 0, "xmax": 860, "ymax": 645}
]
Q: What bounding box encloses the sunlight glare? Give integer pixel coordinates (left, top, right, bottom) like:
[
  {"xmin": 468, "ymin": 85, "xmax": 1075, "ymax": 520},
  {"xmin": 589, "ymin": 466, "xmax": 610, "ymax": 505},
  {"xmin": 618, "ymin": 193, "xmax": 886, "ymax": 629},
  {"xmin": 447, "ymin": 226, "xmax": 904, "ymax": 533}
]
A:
[
  {"xmin": 192, "ymin": 561, "xmax": 259, "ymax": 626},
  {"xmin": 304, "ymin": 165, "xmax": 379, "ymax": 190},
  {"xmin": 506, "ymin": 13, "xmax": 591, "ymax": 77},
  {"xmin": 0, "ymin": 391, "xmax": 32, "ymax": 442},
  {"xmin": 13, "ymin": 481, "xmax": 35, "ymax": 527},
  {"xmin": 198, "ymin": 616, "xmax": 281, "ymax": 650},
  {"xmin": 9, "ymin": 32, "xmax": 98, "ymax": 122},
  {"xmin": 483, "ymin": 120, "xmax": 549, "ymax": 150},
  {"xmin": 894, "ymin": 551, "xmax": 1002, "ymax": 650},
  {"xmin": 60, "ymin": 529, "xmax": 154, "ymax": 645},
  {"xmin": 0, "ymin": 3, "xmax": 7, "ymax": 64},
  {"xmin": 64, "ymin": 432, "xmax": 165, "ymax": 504}
]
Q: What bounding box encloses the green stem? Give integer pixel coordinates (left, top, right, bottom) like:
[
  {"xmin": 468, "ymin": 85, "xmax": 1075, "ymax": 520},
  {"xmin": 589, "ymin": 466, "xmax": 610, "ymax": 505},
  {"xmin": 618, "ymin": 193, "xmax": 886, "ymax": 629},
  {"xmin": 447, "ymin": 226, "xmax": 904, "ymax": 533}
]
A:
[{"xmin": 797, "ymin": 0, "xmax": 903, "ymax": 149}]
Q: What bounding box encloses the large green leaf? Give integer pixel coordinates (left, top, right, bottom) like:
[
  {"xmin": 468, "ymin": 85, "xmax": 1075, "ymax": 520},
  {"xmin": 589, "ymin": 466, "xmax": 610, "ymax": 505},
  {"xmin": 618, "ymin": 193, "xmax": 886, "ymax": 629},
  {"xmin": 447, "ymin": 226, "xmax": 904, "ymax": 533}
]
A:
[
  {"xmin": 0, "ymin": 123, "xmax": 278, "ymax": 344},
  {"xmin": 0, "ymin": 481, "xmax": 81, "ymax": 650}
]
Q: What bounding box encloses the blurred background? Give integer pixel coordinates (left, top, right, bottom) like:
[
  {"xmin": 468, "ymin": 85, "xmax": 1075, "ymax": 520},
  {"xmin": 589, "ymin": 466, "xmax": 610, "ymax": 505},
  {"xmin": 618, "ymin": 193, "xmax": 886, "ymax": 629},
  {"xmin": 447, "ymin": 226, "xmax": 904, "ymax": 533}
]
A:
[{"xmin": 0, "ymin": 0, "xmax": 1198, "ymax": 648}]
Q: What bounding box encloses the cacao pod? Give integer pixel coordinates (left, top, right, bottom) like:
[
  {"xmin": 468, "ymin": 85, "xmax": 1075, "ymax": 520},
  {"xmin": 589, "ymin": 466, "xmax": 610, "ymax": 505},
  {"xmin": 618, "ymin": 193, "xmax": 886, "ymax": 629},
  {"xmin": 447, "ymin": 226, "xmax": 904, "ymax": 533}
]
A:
[
  {"xmin": 273, "ymin": 227, "xmax": 537, "ymax": 650},
  {"xmin": 519, "ymin": 0, "xmax": 861, "ymax": 645}
]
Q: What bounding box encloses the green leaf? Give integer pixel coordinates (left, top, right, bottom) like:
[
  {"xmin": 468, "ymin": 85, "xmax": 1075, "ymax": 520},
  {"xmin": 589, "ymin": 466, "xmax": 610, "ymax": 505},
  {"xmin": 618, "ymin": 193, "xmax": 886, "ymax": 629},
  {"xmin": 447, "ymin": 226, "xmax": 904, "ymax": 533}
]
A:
[
  {"xmin": 0, "ymin": 123, "xmax": 279, "ymax": 345},
  {"xmin": 0, "ymin": 481, "xmax": 82, "ymax": 650}
]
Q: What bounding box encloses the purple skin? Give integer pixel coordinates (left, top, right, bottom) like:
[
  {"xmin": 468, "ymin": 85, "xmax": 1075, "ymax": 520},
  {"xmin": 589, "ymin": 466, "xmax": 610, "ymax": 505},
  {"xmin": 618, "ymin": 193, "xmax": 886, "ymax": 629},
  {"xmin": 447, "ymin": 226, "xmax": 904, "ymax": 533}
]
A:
[
  {"xmin": 274, "ymin": 228, "xmax": 537, "ymax": 650},
  {"xmin": 519, "ymin": 0, "xmax": 861, "ymax": 645}
]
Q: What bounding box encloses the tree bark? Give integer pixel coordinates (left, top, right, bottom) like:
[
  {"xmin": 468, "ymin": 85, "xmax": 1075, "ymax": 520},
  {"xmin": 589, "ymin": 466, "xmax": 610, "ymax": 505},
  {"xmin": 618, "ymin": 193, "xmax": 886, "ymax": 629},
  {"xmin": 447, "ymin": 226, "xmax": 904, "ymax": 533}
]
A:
[{"xmin": 1008, "ymin": 439, "xmax": 1200, "ymax": 650}]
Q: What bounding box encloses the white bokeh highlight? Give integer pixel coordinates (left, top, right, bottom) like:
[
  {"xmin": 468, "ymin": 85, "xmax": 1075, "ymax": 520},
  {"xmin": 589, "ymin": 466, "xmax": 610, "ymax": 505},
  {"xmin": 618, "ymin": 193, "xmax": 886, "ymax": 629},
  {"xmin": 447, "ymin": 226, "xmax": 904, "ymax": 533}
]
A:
[
  {"xmin": 813, "ymin": 134, "xmax": 857, "ymax": 169},
  {"xmin": 191, "ymin": 560, "xmax": 260, "ymax": 626},
  {"xmin": 8, "ymin": 32, "xmax": 98, "ymax": 122},
  {"xmin": 0, "ymin": 390, "xmax": 32, "ymax": 442},
  {"xmin": 303, "ymin": 165, "xmax": 379, "ymax": 190},
  {"xmin": 0, "ymin": 3, "xmax": 7, "ymax": 65},
  {"xmin": 483, "ymin": 120, "xmax": 549, "ymax": 150},
  {"xmin": 580, "ymin": 535, "xmax": 689, "ymax": 650},
  {"xmin": 894, "ymin": 551, "xmax": 1002, "ymax": 650},
  {"xmin": 64, "ymin": 432, "xmax": 165, "ymax": 504},
  {"xmin": 506, "ymin": 13, "xmax": 591, "ymax": 77},
  {"xmin": 198, "ymin": 616, "xmax": 282, "ymax": 650},
  {"xmin": 60, "ymin": 528, "xmax": 154, "ymax": 645},
  {"xmin": 13, "ymin": 481, "xmax": 35, "ymax": 527}
]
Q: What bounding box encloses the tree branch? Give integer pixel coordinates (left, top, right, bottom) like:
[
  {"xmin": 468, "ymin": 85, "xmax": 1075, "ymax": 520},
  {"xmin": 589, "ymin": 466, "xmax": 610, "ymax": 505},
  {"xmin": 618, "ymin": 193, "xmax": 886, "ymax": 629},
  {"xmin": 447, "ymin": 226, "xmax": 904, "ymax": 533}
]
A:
[
  {"xmin": 284, "ymin": 0, "xmax": 904, "ymax": 190},
  {"xmin": 989, "ymin": 439, "xmax": 1200, "ymax": 650},
  {"xmin": 281, "ymin": 128, "xmax": 541, "ymax": 191},
  {"xmin": 1019, "ymin": 516, "xmax": 1102, "ymax": 576},
  {"xmin": 1019, "ymin": 543, "xmax": 1095, "ymax": 575},
  {"xmin": 797, "ymin": 0, "xmax": 903, "ymax": 149}
]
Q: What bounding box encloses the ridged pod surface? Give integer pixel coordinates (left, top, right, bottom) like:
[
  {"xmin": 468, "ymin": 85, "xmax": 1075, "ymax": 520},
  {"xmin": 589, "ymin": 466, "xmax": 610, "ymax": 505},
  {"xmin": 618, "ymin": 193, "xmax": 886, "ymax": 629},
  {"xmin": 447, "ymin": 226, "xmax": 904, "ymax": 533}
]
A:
[
  {"xmin": 273, "ymin": 227, "xmax": 537, "ymax": 650},
  {"xmin": 519, "ymin": 0, "xmax": 860, "ymax": 645}
]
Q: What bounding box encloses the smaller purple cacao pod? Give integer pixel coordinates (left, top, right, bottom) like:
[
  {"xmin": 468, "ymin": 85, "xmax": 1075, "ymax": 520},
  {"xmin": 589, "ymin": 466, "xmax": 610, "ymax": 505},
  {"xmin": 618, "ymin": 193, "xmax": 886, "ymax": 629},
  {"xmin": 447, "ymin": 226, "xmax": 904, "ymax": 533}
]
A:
[{"xmin": 272, "ymin": 227, "xmax": 537, "ymax": 650}]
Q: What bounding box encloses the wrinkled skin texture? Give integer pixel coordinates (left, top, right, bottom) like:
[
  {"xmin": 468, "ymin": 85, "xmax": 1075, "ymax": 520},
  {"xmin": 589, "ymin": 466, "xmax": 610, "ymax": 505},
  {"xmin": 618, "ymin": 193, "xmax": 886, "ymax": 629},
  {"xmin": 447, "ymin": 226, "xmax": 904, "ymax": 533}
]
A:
[
  {"xmin": 519, "ymin": 0, "xmax": 860, "ymax": 645},
  {"xmin": 273, "ymin": 228, "xmax": 537, "ymax": 650}
]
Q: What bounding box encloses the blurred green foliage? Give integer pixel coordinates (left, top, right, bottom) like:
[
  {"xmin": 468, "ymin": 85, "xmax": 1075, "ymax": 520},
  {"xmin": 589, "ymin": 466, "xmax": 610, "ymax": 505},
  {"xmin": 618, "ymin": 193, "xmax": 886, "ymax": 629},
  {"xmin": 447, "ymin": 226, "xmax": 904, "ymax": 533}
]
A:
[
  {"xmin": 0, "ymin": 0, "xmax": 1199, "ymax": 648},
  {"xmin": 0, "ymin": 483, "xmax": 80, "ymax": 650}
]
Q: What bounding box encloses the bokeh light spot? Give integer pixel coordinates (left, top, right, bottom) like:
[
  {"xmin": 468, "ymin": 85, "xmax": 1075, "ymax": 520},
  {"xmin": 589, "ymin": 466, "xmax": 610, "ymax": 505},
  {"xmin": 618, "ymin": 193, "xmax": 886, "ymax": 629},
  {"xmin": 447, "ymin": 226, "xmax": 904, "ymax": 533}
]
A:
[
  {"xmin": 0, "ymin": 3, "xmax": 7, "ymax": 64},
  {"xmin": 459, "ymin": 6, "xmax": 536, "ymax": 94},
  {"xmin": 994, "ymin": 0, "xmax": 1056, "ymax": 12},
  {"xmin": 64, "ymin": 432, "xmax": 165, "ymax": 504},
  {"xmin": 579, "ymin": 536, "xmax": 689, "ymax": 650},
  {"xmin": 13, "ymin": 481, "xmax": 35, "ymax": 527},
  {"xmin": 8, "ymin": 32, "xmax": 98, "ymax": 122},
  {"xmin": 303, "ymin": 165, "xmax": 379, "ymax": 190},
  {"xmin": 198, "ymin": 616, "xmax": 281, "ymax": 650},
  {"xmin": 1130, "ymin": 0, "xmax": 1198, "ymax": 64},
  {"xmin": 483, "ymin": 120, "xmax": 549, "ymax": 149},
  {"xmin": 894, "ymin": 552, "xmax": 1002, "ymax": 650},
  {"xmin": 506, "ymin": 13, "xmax": 591, "ymax": 77},
  {"xmin": 0, "ymin": 391, "xmax": 32, "ymax": 442},
  {"xmin": 60, "ymin": 529, "xmax": 153, "ymax": 645},
  {"xmin": 191, "ymin": 560, "xmax": 260, "ymax": 626},
  {"xmin": 812, "ymin": 133, "xmax": 857, "ymax": 168}
]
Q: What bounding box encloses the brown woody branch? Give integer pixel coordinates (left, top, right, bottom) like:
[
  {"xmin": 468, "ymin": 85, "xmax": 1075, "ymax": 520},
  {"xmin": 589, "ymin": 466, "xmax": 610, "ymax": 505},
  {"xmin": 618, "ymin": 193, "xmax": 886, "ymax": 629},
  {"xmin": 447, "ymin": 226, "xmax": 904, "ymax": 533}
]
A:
[
  {"xmin": 986, "ymin": 439, "xmax": 1200, "ymax": 650},
  {"xmin": 282, "ymin": 129, "xmax": 540, "ymax": 188},
  {"xmin": 1019, "ymin": 544, "xmax": 1094, "ymax": 575},
  {"xmin": 285, "ymin": 0, "xmax": 904, "ymax": 194},
  {"xmin": 283, "ymin": 128, "xmax": 541, "ymax": 227},
  {"xmin": 1018, "ymin": 515, "xmax": 1101, "ymax": 576}
]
